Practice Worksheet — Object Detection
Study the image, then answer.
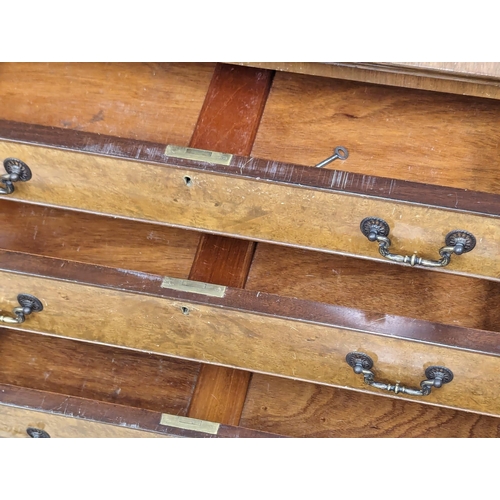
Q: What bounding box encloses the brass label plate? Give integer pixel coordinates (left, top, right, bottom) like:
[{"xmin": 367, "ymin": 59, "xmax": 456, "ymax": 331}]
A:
[
  {"xmin": 160, "ymin": 414, "xmax": 220, "ymax": 435},
  {"xmin": 165, "ymin": 145, "xmax": 233, "ymax": 165},
  {"xmin": 161, "ymin": 277, "xmax": 227, "ymax": 298}
]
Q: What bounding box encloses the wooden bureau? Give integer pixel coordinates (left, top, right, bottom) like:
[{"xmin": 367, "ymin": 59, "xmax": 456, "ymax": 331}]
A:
[{"xmin": 0, "ymin": 62, "xmax": 499, "ymax": 438}]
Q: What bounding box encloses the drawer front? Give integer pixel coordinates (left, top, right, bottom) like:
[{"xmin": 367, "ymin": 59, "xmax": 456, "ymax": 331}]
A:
[
  {"xmin": 0, "ymin": 404, "xmax": 168, "ymax": 438},
  {"xmin": 2, "ymin": 270, "xmax": 499, "ymax": 416},
  {"xmin": 1, "ymin": 141, "xmax": 498, "ymax": 281}
]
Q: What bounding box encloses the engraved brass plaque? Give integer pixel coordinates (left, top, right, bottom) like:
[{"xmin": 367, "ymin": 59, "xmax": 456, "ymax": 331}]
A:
[
  {"xmin": 161, "ymin": 277, "xmax": 227, "ymax": 297},
  {"xmin": 160, "ymin": 414, "xmax": 220, "ymax": 435},
  {"xmin": 165, "ymin": 145, "xmax": 233, "ymax": 165}
]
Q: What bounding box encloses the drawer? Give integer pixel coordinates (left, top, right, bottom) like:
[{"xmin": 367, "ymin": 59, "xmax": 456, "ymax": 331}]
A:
[
  {"xmin": 1, "ymin": 62, "xmax": 499, "ymax": 437},
  {"xmin": 0, "ymin": 384, "xmax": 280, "ymax": 438},
  {"xmin": 1, "ymin": 249, "xmax": 499, "ymax": 417},
  {"xmin": 0, "ymin": 121, "xmax": 499, "ymax": 281}
]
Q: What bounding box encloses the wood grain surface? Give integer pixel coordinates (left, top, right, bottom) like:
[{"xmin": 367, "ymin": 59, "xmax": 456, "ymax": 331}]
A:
[
  {"xmin": 240, "ymin": 374, "xmax": 500, "ymax": 438},
  {"xmin": 0, "ymin": 384, "xmax": 284, "ymax": 438},
  {"xmin": 0, "ymin": 328, "xmax": 200, "ymax": 413},
  {"xmin": 252, "ymin": 71, "xmax": 500, "ymax": 193},
  {"xmin": 246, "ymin": 243, "xmax": 500, "ymax": 331},
  {"xmin": 1, "ymin": 250, "xmax": 499, "ymax": 356},
  {"xmin": 378, "ymin": 62, "xmax": 500, "ymax": 80},
  {"xmin": 2, "ymin": 141, "xmax": 498, "ymax": 281},
  {"xmin": 0, "ymin": 199, "xmax": 199, "ymax": 277},
  {"xmin": 0, "ymin": 63, "xmax": 215, "ymax": 143},
  {"xmin": 3, "ymin": 119, "xmax": 499, "ymax": 217},
  {"xmin": 232, "ymin": 62, "xmax": 500, "ymax": 100},
  {"xmin": 2, "ymin": 262, "xmax": 500, "ymax": 415},
  {"xmin": 185, "ymin": 63, "xmax": 274, "ymax": 424}
]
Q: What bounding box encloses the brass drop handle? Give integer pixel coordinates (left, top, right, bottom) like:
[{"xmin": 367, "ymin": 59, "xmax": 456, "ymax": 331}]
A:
[
  {"xmin": 0, "ymin": 158, "xmax": 32, "ymax": 195},
  {"xmin": 360, "ymin": 217, "xmax": 476, "ymax": 268},
  {"xmin": 346, "ymin": 352, "xmax": 453, "ymax": 397},
  {"xmin": 0, "ymin": 294, "xmax": 43, "ymax": 324}
]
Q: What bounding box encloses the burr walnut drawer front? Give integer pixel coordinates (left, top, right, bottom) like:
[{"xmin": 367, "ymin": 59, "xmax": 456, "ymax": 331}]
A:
[
  {"xmin": 1, "ymin": 125, "xmax": 500, "ymax": 281},
  {"xmin": 0, "ymin": 385, "xmax": 281, "ymax": 438},
  {"xmin": 1, "ymin": 251, "xmax": 499, "ymax": 418},
  {"xmin": 0, "ymin": 403, "xmax": 168, "ymax": 438}
]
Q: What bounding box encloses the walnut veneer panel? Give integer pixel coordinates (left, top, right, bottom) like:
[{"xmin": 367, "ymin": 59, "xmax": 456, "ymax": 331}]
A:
[
  {"xmin": 0, "ymin": 63, "xmax": 215, "ymax": 144},
  {"xmin": 245, "ymin": 244, "xmax": 500, "ymax": 331},
  {"xmin": 2, "ymin": 270, "xmax": 500, "ymax": 416},
  {"xmin": 251, "ymin": 72, "xmax": 500, "ymax": 193},
  {"xmin": 240, "ymin": 374, "xmax": 500, "ymax": 438}
]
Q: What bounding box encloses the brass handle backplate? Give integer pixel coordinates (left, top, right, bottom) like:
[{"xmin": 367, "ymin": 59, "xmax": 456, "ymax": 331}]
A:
[
  {"xmin": 360, "ymin": 217, "xmax": 476, "ymax": 268},
  {"xmin": 0, "ymin": 294, "xmax": 43, "ymax": 324},
  {"xmin": 0, "ymin": 158, "xmax": 32, "ymax": 195},
  {"xmin": 346, "ymin": 351, "xmax": 454, "ymax": 397}
]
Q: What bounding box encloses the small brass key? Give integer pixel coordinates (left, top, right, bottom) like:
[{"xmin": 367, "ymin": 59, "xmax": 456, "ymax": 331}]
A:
[{"xmin": 314, "ymin": 146, "xmax": 349, "ymax": 168}]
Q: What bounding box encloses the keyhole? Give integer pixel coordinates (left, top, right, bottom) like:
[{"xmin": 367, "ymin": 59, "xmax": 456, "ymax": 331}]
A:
[{"xmin": 183, "ymin": 176, "xmax": 192, "ymax": 187}]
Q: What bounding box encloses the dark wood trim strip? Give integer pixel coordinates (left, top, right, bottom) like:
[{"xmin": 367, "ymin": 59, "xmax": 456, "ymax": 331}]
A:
[
  {"xmin": 0, "ymin": 384, "xmax": 284, "ymax": 438},
  {"xmin": 1, "ymin": 249, "xmax": 499, "ymax": 357},
  {"xmin": 0, "ymin": 119, "xmax": 499, "ymax": 217},
  {"xmin": 186, "ymin": 63, "xmax": 274, "ymax": 424}
]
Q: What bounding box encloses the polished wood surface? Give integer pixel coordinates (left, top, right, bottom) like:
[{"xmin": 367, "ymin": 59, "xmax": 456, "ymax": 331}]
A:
[
  {"xmin": 252, "ymin": 71, "xmax": 500, "ymax": 193},
  {"xmin": 2, "ymin": 254, "xmax": 500, "ymax": 415},
  {"xmin": 246, "ymin": 243, "xmax": 500, "ymax": 331},
  {"xmin": 240, "ymin": 374, "xmax": 500, "ymax": 438},
  {"xmin": 0, "ymin": 199, "xmax": 199, "ymax": 277},
  {"xmin": 3, "ymin": 140, "xmax": 498, "ymax": 281},
  {"xmin": 233, "ymin": 62, "xmax": 500, "ymax": 100},
  {"xmin": 0, "ymin": 63, "xmax": 215, "ymax": 144},
  {"xmin": 0, "ymin": 328, "xmax": 200, "ymax": 413},
  {"xmin": 186, "ymin": 63, "xmax": 273, "ymax": 424}
]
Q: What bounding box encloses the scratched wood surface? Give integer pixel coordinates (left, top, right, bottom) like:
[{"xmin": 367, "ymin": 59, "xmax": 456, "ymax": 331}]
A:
[
  {"xmin": 251, "ymin": 71, "xmax": 500, "ymax": 193},
  {"xmin": 0, "ymin": 404, "xmax": 168, "ymax": 438},
  {"xmin": 233, "ymin": 62, "xmax": 500, "ymax": 100},
  {"xmin": 2, "ymin": 267, "xmax": 500, "ymax": 415},
  {"xmin": 0, "ymin": 384, "xmax": 284, "ymax": 438},
  {"xmin": 0, "ymin": 199, "xmax": 200, "ymax": 277},
  {"xmin": 240, "ymin": 374, "xmax": 500, "ymax": 438},
  {"xmin": 3, "ymin": 141, "xmax": 499, "ymax": 281},
  {"xmin": 245, "ymin": 243, "xmax": 500, "ymax": 331},
  {"xmin": 0, "ymin": 328, "xmax": 200, "ymax": 414},
  {"xmin": 0, "ymin": 63, "xmax": 215, "ymax": 144},
  {"xmin": 3, "ymin": 119, "xmax": 499, "ymax": 217}
]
